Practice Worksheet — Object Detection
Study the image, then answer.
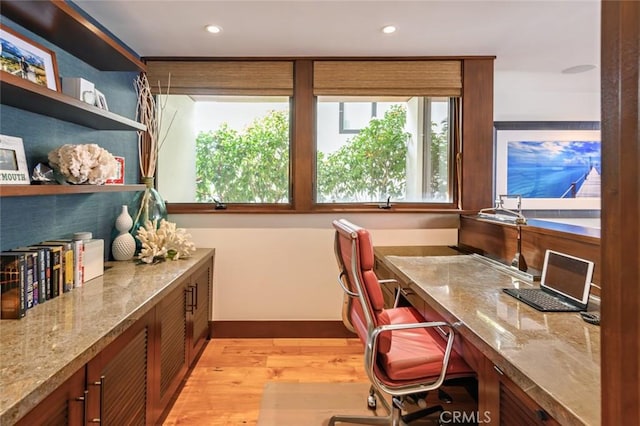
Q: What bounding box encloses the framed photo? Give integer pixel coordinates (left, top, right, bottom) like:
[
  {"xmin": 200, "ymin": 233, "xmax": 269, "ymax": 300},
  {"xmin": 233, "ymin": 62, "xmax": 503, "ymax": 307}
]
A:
[
  {"xmin": 106, "ymin": 156, "xmax": 124, "ymax": 185},
  {"xmin": 94, "ymin": 89, "xmax": 109, "ymax": 111},
  {"xmin": 0, "ymin": 25, "xmax": 59, "ymax": 91},
  {"xmin": 494, "ymin": 121, "xmax": 600, "ymax": 210},
  {"xmin": 0, "ymin": 135, "xmax": 30, "ymax": 184}
]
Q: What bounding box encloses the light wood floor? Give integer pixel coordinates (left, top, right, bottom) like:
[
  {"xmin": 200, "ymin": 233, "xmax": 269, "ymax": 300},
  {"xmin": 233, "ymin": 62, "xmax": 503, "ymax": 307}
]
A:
[{"xmin": 163, "ymin": 338, "xmax": 369, "ymax": 425}]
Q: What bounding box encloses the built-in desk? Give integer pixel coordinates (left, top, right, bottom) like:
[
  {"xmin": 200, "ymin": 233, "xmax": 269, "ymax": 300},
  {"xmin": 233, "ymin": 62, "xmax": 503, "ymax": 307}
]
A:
[{"xmin": 374, "ymin": 247, "xmax": 600, "ymax": 426}]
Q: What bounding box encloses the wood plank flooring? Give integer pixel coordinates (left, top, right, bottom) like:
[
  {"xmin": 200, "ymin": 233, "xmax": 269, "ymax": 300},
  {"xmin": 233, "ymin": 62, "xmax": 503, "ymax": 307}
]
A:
[{"xmin": 163, "ymin": 338, "xmax": 368, "ymax": 425}]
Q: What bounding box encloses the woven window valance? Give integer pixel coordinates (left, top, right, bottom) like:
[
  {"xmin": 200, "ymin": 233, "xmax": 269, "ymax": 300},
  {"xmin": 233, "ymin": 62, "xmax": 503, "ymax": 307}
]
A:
[
  {"xmin": 313, "ymin": 60, "xmax": 462, "ymax": 96},
  {"xmin": 145, "ymin": 60, "xmax": 294, "ymax": 95}
]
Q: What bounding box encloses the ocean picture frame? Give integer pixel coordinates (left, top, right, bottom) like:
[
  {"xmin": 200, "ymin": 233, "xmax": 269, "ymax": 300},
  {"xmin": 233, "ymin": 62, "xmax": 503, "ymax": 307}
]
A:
[{"xmin": 494, "ymin": 121, "xmax": 601, "ymax": 211}]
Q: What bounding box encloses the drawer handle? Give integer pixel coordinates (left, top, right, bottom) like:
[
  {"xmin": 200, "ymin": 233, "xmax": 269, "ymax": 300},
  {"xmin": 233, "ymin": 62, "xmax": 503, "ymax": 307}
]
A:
[
  {"xmin": 75, "ymin": 389, "xmax": 89, "ymax": 426},
  {"xmin": 400, "ymin": 288, "xmax": 415, "ymax": 296},
  {"xmin": 185, "ymin": 287, "xmax": 195, "ymax": 314},
  {"xmin": 493, "ymin": 365, "xmax": 504, "ymax": 375},
  {"xmin": 536, "ymin": 409, "xmax": 549, "ymax": 421},
  {"xmin": 90, "ymin": 375, "xmax": 104, "ymax": 423},
  {"xmin": 189, "ymin": 284, "xmax": 198, "ymax": 309}
]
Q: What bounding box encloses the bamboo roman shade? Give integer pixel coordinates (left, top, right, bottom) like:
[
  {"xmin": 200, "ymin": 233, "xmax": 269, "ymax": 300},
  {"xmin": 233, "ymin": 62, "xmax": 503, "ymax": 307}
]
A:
[
  {"xmin": 145, "ymin": 60, "xmax": 294, "ymax": 95},
  {"xmin": 313, "ymin": 60, "xmax": 462, "ymax": 96}
]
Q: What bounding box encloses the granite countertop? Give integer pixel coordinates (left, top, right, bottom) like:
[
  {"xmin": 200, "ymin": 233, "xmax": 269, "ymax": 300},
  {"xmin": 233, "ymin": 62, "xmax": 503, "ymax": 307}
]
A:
[
  {"xmin": 0, "ymin": 248, "xmax": 214, "ymax": 425},
  {"xmin": 379, "ymin": 253, "xmax": 600, "ymax": 426}
]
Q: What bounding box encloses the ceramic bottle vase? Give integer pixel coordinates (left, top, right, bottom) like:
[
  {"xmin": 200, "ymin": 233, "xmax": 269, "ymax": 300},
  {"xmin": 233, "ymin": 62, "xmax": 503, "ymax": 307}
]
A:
[{"xmin": 112, "ymin": 205, "xmax": 136, "ymax": 261}]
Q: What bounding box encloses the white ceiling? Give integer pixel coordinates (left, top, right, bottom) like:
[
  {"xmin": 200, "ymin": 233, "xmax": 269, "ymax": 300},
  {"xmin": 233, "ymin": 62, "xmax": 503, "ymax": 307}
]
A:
[{"xmin": 75, "ymin": 0, "xmax": 600, "ymax": 88}]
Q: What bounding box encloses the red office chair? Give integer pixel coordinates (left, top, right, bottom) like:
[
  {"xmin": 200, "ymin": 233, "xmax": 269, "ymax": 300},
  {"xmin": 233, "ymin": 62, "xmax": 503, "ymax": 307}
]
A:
[{"xmin": 330, "ymin": 219, "xmax": 475, "ymax": 425}]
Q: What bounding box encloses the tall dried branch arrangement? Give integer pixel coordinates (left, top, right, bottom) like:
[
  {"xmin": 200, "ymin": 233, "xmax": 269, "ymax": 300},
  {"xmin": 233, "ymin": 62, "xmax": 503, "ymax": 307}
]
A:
[{"xmin": 134, "ymin": 73, "xmax": 176, "ymax": 179}]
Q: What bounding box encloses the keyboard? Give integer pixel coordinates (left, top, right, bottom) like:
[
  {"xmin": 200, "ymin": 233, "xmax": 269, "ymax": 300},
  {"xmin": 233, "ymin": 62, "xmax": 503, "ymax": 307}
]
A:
[{"xmin": 502, "ymin": 288, "xmax": 583, "ymax": 312}]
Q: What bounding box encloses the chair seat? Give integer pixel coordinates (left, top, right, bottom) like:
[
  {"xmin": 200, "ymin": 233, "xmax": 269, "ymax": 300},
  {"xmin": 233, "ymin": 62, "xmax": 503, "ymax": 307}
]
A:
[{"xmin": 379, "ymin": 307, "xmax": 474, "ymax": 383}]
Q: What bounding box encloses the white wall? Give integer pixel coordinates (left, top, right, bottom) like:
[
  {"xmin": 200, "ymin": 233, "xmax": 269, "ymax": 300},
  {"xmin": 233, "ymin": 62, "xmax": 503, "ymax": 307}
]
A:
[
  {"xmin": 157, "ymin": 95, "xmax": 196, "ymax": 202},
  {"xmin": 173, "ymin": 213, "xmax": 458, "ymax": 320},
  {"xmin": 494, "ymin": 70, "xmax": 600, "ymax": 121}
]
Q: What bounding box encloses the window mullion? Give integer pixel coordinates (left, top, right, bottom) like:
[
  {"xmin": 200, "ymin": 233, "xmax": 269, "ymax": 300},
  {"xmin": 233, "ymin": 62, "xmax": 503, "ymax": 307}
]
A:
[{"xmin": 291, "ymin": 59, "xmax": 315, "ymax": 211}]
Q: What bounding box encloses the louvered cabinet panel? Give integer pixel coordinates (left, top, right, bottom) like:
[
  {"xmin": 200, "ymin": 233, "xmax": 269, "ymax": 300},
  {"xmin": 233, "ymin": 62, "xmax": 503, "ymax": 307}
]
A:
[
  {"xmin": 187, "ymin": 263, "xmax": 211, "ymax": 366},
  {"xmin": 87, "ymin": 313, "xmax": 151, "ymax": 426},
  {"xmin": 15, "ymin": 366, "xmax": 86, "ymax": 426},
  {"xmin": 158, "ymin": 282, "xmax": 188, "ymax": 407}
]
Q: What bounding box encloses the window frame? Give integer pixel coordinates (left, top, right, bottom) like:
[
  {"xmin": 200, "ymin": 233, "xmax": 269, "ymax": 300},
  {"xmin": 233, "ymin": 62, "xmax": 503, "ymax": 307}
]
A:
[{"xmin": 151, "ymin": 57, "xmax": 495, "ymax": 214}]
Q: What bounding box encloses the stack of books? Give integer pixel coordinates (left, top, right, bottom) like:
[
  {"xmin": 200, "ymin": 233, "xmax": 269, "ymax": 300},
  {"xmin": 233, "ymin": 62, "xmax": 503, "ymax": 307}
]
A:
[{"xmin": 1, "ymin": 239, "xmax": 86, "ymax": 319}]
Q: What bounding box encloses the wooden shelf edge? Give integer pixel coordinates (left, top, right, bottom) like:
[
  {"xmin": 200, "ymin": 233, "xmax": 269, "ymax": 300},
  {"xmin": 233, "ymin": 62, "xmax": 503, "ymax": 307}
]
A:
[
  {"xmin": 1, "ymin": 0, "xmax": 146, "ymax": 72},
  {"xmin": 0, "ymin": 184, "xmax": 146, "ymax": 197},
  {"xmin": 0, "ymin": 73, "xmax": 146, "ymax": 131}
]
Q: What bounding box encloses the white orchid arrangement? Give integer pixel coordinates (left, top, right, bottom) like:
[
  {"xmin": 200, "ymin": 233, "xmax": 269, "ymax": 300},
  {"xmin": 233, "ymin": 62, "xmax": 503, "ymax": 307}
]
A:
[{"xmin": 135, "ymin": 218, "xmax": 196, "ymax": 264}]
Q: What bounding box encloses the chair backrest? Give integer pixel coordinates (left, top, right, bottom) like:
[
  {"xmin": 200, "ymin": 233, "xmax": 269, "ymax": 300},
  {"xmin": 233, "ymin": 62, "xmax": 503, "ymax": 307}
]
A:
[{"xmin": 332, "ymin": 219, "xmax": 385, "ymax": 345}]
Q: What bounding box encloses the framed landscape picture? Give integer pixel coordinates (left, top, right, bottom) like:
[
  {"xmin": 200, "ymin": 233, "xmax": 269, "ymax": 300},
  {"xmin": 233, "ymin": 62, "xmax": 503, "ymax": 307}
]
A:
[
  {"xmin": 0, "ymin": 134, "xmax": 30, "ymax": 184},
  {"xmin": 0, "ymin": 24, "xmax": 59, "ymax": 91},
  {"xmin": 494, "ymin": 121, "xmax": 601, "ymax": 210}
]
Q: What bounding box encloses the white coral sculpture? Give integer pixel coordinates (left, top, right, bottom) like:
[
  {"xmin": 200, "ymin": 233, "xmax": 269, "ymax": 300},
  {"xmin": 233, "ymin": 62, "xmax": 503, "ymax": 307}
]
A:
[
  {"xmin": 136, "ymin": 219, "xmax": 196, "ymax": 264},
  {"xmin": 48, "ymin": 144, "xmax": 118, "ymax": 184}
]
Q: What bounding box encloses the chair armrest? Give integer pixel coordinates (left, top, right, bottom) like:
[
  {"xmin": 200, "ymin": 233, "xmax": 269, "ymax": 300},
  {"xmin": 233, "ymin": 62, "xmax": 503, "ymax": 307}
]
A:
[
  {"xmin": 364, "ymin": 321, "xmax": 457, "ymax": 396},
  {"xmin": 337, "ymin": 272, "xmax": 359, "ymax": 297},
  {"xmin": 378, "ymin": 279, "xmax": 402, "ymax": 307}
]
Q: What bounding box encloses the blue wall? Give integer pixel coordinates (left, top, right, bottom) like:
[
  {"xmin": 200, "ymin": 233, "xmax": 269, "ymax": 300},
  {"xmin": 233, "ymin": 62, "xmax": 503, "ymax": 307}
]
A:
[{"xmin": 0, "ymin": 17, "xmax": 141, "ymax": 257}]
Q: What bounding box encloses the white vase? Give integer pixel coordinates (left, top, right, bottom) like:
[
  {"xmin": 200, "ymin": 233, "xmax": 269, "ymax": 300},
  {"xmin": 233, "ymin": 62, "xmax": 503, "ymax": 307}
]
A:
[
  {"xmin": 112, "ymin": 205, "xmax": 136, "ymax": 261},
  {"xmin": 115, "ymin": 205, "xmax": 133, "ymax": 232}
]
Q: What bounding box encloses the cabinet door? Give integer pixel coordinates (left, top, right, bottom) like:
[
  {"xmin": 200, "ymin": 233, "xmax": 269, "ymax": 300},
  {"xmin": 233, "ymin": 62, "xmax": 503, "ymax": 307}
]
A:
[
  {"xmin": 86, "ymin": 312, "xmax": 152, "ymax": 425},
  {"xmin": 155, "ymin": 281, "xmax": 189, "ymax": 420},
  {"xmin": 498, "ymin": 370, "xmax": 560, "ymax": 426},
  {"xmin": 187, "ymin": 262, "xmax": 211, "ymax": 366},
  {"xmin": 16, "ymin": 366, "xmax": 86, "ymax": 426}
]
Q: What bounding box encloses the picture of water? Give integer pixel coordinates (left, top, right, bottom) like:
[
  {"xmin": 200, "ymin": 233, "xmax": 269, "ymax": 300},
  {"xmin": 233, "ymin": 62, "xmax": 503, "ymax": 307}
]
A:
[{"xmin": 507, "ymin": 140, "xmax": 601, "ymax": 198}]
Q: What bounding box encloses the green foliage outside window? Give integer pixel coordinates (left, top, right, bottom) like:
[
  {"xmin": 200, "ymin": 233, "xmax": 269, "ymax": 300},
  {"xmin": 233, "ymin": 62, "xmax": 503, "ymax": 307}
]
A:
[
  {"xmin": 195, "ymin": 110, "xmax": 289, "ymax": 203},
  {"xmin": 194, "ymin": 103, "xmax": 448, "ymax": 203},
  {"xmin": 317, "ymin": 105, "xmax": 410, "ymax": 202}
]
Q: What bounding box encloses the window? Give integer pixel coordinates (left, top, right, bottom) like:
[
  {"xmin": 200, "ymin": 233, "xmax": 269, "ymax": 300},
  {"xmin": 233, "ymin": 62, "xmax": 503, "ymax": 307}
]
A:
[
  {"xmin": 146, "ymin": 58, "xmax": 495, "ymax": 213},
  {"xmin": 158, "ymin": 95, "xmax": 291, "ymax": 204},
  {"xmin": 317, "ymin": 97, "xmax": 454, "ymax": 204}
]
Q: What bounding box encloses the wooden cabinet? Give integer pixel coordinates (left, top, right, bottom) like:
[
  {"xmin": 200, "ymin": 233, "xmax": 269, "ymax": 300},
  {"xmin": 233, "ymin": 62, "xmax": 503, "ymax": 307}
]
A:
[
  {"xmin": 12, "ymin": 253, "xmax": 214, "ymax": 426},
  {"xmin": 187, "ymin": 262, "xmax": 212, "ymax": 366},
  {"xmin": 86, "ymin": 310, "xmax": 154, "ymax": 425},
  {"xmin": 153, "ymin": 256, "xmax": 214, "ymax": 423},
  {"xmin": 155, "ymin": 282, "xmax": 189, "ymax": 421},
  {"xmin": 493, "ymin": 366, "xmax": 559, "ymax": 426},
  {"xmin": 15, "ymin": 367, "xmax": 87, "ymax": 426}
]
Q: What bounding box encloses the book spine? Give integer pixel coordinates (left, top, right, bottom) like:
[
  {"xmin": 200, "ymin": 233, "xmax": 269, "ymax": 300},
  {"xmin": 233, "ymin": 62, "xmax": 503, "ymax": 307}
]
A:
[
  {"xmin": 49, "ymin": 248, "xmax": 61, "ymax": 298},
  {"xmin": 41, "ymin": 242, "xmax": 74, "ymax": 292},
  {"xmin": 0, "ymin": 254, "xmax": 26, "ymax": 319},
  {"xmin": 24, "ymin": 254, "xmax": 36, "ymax": 309},
  {"xmin": 19, "ymin": 256, "xmax": 26, "ymax": 317},
  {"xmin": 41, "ymin": 247, "xmax": 52, "ymax": 300},
  {"xmin": 36, "ymin": 248, "xmax": 47, "ymax": 303}
]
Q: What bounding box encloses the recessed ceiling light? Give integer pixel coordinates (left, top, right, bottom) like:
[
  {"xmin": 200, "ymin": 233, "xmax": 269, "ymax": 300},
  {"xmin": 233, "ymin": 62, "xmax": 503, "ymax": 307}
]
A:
[
  {"xmin": 561, "ymin": 64, "xmax": 596, "ymax": 74},
  {"xmin": 381, "ymin": 25, "xmax": 397, "ymax": 34},
  {"xmin": 205, "ymin": 25, "xmax": 222, "ymax": 34}
]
